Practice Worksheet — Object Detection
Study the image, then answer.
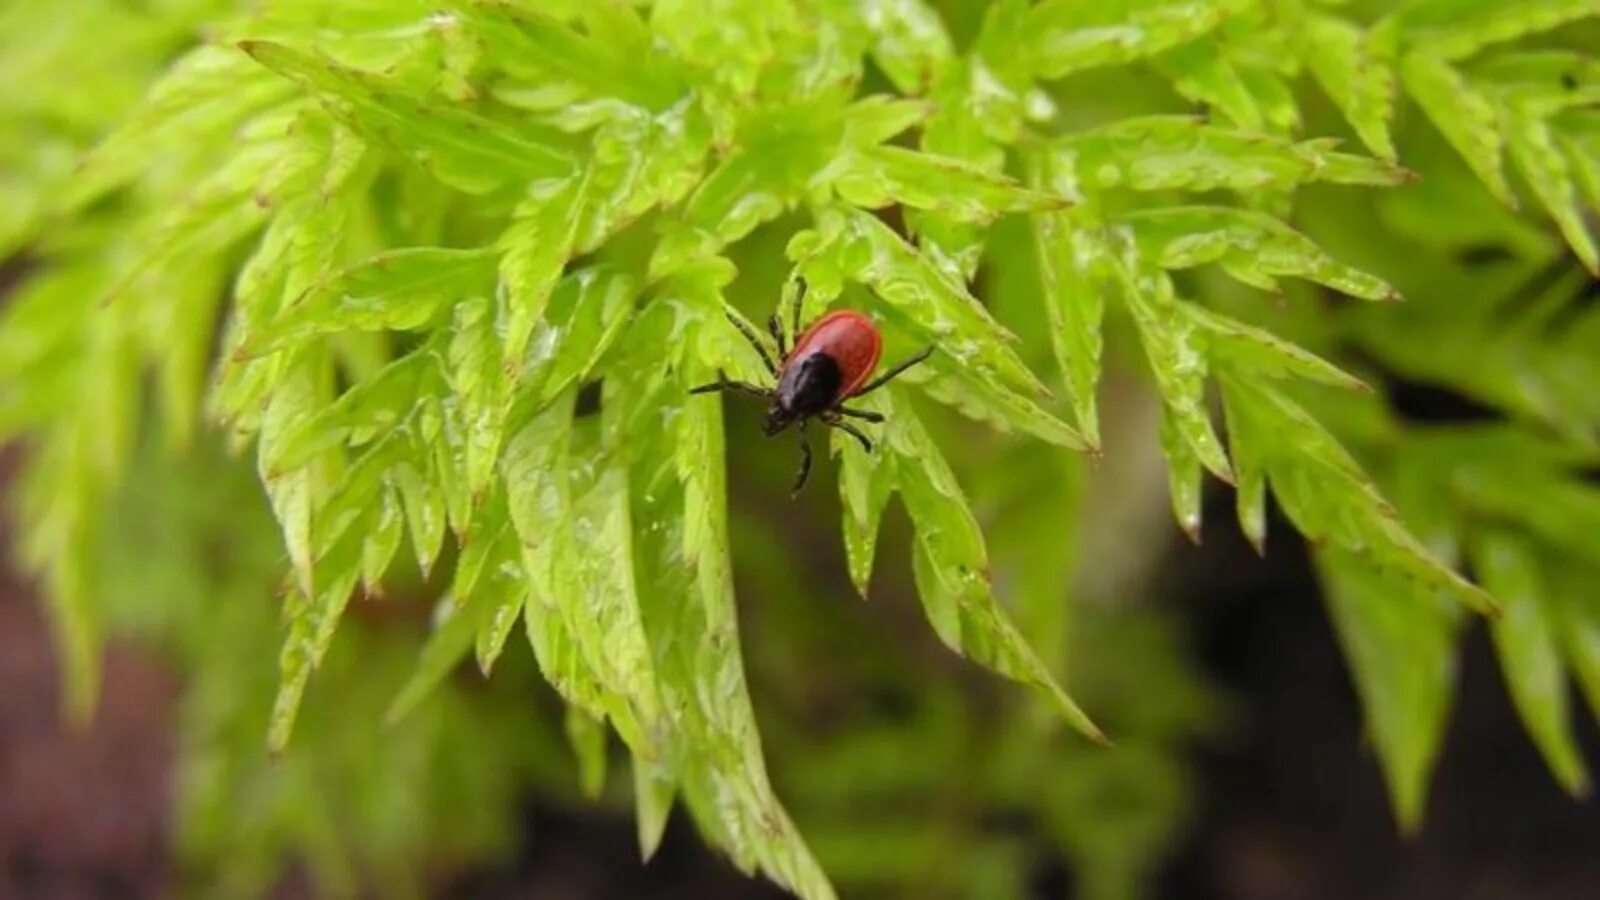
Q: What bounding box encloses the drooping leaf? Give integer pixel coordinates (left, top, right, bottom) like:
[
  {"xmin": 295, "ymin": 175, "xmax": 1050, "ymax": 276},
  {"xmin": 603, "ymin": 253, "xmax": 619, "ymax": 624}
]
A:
[
  {"xmin": 1402, "ymin": 52, "xmax": 1516, "ymax": 206},
  {"xmin": 1294, "ymin": 13, "xmax": 1397, "ymax": 159},
  {"xmin": 1110, "ymin": 253, "xmax": 1233, "ymax": 483},
  {"xmin": 1317, "ymin": 548, "xmax": 1461, "ymax": 833},
  {"xmin": 1221, "ymin": 377, "xmax": 1496, "ymax": 615},
  {"xmin": 862, "ymin": 389, "xmax": 1106, "ymax": 744},
  {"xmin": 1030, "ymin": 199, "xmax": 1105, "ymax": 446},
  {"xmin": 1472, "ymin": 531, "xmax": 1590, "ymax": 795},
  {"xmin": 1498, "ymin": 101, "xmax": 1600, "ymax": 272}
]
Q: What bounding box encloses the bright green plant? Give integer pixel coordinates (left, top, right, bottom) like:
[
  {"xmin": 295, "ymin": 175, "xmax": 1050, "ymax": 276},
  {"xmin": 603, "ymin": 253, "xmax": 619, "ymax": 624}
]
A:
[{"xmin": 2, "ymin": 0, "xmax": 1598, "ymax": 897}]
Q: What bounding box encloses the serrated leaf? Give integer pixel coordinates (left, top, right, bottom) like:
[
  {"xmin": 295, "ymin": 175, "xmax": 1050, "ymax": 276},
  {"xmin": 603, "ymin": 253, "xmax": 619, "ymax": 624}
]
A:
[
  {"xmin": 859, "ymin": 0, "xmax": 955, "ymax": 94},
  {"xmin": 809, "ymin": 207, "xmax": 1048, "ymax": 397},
  {"xmin": 1030, "ymin": 200, "xmax": 1104, "ymax": 446},
  {"xmin": 1402, "ymin": 52, "xmax": 1515, "ymax": 207},
  {"xmin": 1317, "ymin": 548, "xmax": 1460, "ymax": 833},
  {"xmin": 360, "ymin": 486, "xmax": 404, "ymax": 593},
  {"xmin": 447, "ymin": 297, "xmax": 512, "ymax": 501},
  {"xmin": 1222, "ymin": 377, "xmax": 1496, "ymax": 615},
  {"xmin": 878, "ymin": 389, "xmax": 1106, "ymax": 744},
  {"xmin": 1026, "ymin": 0, "xmax": 1236, "ymax": 79},
  {"xmin": 1111, "ymin": 255, "xmax": 1233, "ymax": 482},
  {"xmin": 499, "ymin": 173, "xmax": 588, "ymax": 363},
  {"xmin": 1121, "ymin": 206, "xmax": 1401, "ymax": 300},
  {"xmin": 62, "ymin": 44, "xmax": 292, "ymax": 211},
  {"xmin": 1295, "ymin": 13, "xmax": 1397, "ymax": 159},
  {"xmin": 1397, "ymin": 0, "xmax": 1600, "ymax": 62},
  {"xmin": 833, "ymin": 393, "xmax": 895, "ymax": 595},
  {"xmin": 1153, "ymin": 40, "xmax": 1263, "ymax": 130},
  {"xmin": 1186, "ymin": 305, "xmax": 1368, "ymax": 390},
  {"xmin": 514, "ymin": 266, "xmax": 640, "ymax": 417},
  {"xmin": 828, "ymin": 146, "xmax": 1068, "ymax": 222},
  {"xmin": 1499, "ymin": 102, "xmax": 1600, "ymax": 273},
  {"xmin": 241, "ymin": 40, "xmax": 573, "ymax": 194},
  {"xmin": 1472, "ymin": 531, "xmax": 1590, "ymax": 795},
  {"xmin": 250, "ymin": 247, "xmax": 498, "ymax": 354},
  {"xmin": 1052, "ymin": 117, "xmax": 1409, "ymax": 194},
  {"xmin": 626, "ymin": 293, "xmax": 835, "ymax": 898},
  {"xmin": 1159, "ymin": 406, "xmax": 1205, "ymax": 542}
]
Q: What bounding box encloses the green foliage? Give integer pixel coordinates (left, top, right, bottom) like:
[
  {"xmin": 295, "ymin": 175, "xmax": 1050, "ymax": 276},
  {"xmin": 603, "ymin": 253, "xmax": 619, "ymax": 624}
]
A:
[{"xmin": 3, "ymin": 0, "xmax": 1599, "ymax": 896}]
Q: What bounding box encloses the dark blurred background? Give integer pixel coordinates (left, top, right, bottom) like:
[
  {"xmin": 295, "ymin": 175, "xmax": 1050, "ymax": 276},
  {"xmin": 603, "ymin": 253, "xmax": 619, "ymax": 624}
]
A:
[{"xmin": 5, "ymin": 455, "xmax": 1600, "ymax": 900}]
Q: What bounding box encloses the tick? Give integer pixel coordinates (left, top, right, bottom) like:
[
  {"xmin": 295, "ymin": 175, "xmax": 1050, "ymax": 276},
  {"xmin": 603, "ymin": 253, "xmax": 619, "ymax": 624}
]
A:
[{"xmin": 691, "ymin": 279, "xmax": 934, "ymax": 494}]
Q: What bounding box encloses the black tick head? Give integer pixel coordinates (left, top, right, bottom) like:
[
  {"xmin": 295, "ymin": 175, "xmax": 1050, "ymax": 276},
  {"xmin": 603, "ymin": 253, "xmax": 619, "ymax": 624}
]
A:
[{"xmin": 763, "ymin": 402, "xmax": 796, "ymax": 437}]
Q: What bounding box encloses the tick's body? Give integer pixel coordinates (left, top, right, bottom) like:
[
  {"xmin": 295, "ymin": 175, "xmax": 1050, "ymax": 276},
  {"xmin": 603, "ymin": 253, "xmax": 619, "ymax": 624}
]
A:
[
  {"xmin": 691, "ymin": 281, "xmax": 934, "ymax": 494},
  {"xmin": 772, "ymin": 311, "xmax": 881, "ymax": 424}
]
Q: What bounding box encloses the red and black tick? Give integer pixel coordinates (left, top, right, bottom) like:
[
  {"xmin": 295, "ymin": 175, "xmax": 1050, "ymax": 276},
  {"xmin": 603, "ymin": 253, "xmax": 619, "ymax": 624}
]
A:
[{"xmin": 691, "ymin": 279, "xmax": 934, "ymax": 494}]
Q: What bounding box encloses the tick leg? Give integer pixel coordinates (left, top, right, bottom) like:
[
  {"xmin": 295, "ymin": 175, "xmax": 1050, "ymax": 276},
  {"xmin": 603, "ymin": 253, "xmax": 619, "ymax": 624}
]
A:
[
  {"xmin": 850, "ymin": 346, "xmax": 935, "ymax": 398},
  {"xmin": 835, "ymin": 406, "xmax": 885, "ymax": 423},
  {"xmin": 791, "ymin": 277, "xmax": 807, "ymax": 340},
  {"xmin": 768, "ymin": 313, "xmax": 789, "ymax": 359},
  {"xmin": 792, "ymin": 426, "xmax": 813, "ymax": 496},
  {"xmin": 826, "ymin": 417, "xmax": 874, "ymax": 453},
  {"xmin": 690, "ymin": 369, "xmax": 773, "ymax": 398},
  {"xmin": 725, "ymin": 312, "xmax": 779, "ymax": 376}
]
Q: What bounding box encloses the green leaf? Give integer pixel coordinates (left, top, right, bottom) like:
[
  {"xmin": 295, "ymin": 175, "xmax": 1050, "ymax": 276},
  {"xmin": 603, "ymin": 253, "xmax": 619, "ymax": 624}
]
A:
[
  {"xmin": 858, "ymin": 0, "xmax": 955, "ymax": 94},
  {"xmin": 1111, "ymin": 255, "xmax": 1233, "ymax": 483},
  {"xmin": 828, "ymin": 146, "xmax": 1068, "ymax": 222},
  {"xmin": 1472, "ymin": 531, "xmax": 1590, "ymax": 795},
  {"xmin": 1295, "ymin": 13, "xmax": 1397, "ymax": 159},
  {"xmin": 459, "ymin": 1, "xmax": 683, "ymax": 110},
  {"xmin": 835, "ymin": 396, "xmax": 896, "ymax": 595},
  {"xmin": 1159, "ymin": 406, "xmax": 1204, "ymax": 543},
  {"xmin": 566, "ymin": 705, "xmax": 610, "ymax": 799},
  {"xmin": 1317, "ymin": 548, "xmax": 1461, "ymax": 833},
  {"xmin": 1121, "ymin": 206, "xmax": 1402, "ymax": 300},
  {"xmin": 513, "ymin": 266, "xmax": 640, "ymax": 417},
  {"xmin": 802, "ymin": 207, "xmax": 1047, "ymax": 397},
  {"xmin": 625, "ymin": 293, "xmax": 836, "ymax": 898},
  {"xmin": 876, "ymin": 389, "xmax": 1106, "ymax": 744},
  {"xmin": 1396, "ymin": 0, "xmax": 1600, "ymax": 62},
  {"xmin": 1186, "ymin": 305, "xmax": 1369, "ymax": 391},
  {"xmin": 62, "ymin": 44, "xmax": 292, "ymax": 211},
  {"xmin": 1026, "ymin": 0, "xmax": 1235, "ymax": 80},
  {"xmin": 499, "ymin": 173, "xmax": 589, "ymax": 363},
  {"xmin": 1499, "ymin": 102, "xmax": 1600, "ymax": 273},
  {"xmin": 1030, "ymin": 200, "xmax": 1105, "ymax": 446},
  {"xmin": 1548, "ymin": 561, "xmax": 1600, "ymax": 727},
  {"xmin": 1153, "ymin": 41, "xmax": 1263, "ymax": 131},
  {"xmin": 1049, "ymin": 117, "xmax": 1401, "ymax": 196},
  {"xmin": 1223, "ymin": 389, "xmax": 1268, "ymax": 554},
  {"xmin": 1222, "ymin": 377, "xmax": 1496, "ymax": 615},
  {"xmin": 240, "ymin": 40, "xmax": 573, "ymax": 194},
  {"xmin": 633, "ymin": 756, "xmax": 676, "ymax": 861},
  {"xmin": 250, "ymin": 247, "xmax": 498, "ymax": 354},
  {"xmin": 1402, "ymin": 52, "xmax": 1516, "ymax": 207}
]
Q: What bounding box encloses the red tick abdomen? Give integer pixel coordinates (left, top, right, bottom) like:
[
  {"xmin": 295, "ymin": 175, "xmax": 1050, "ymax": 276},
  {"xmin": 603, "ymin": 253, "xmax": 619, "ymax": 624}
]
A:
[{"xmin": 788, "ymin": 310, "xmax": 883, "ymax": 400}]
